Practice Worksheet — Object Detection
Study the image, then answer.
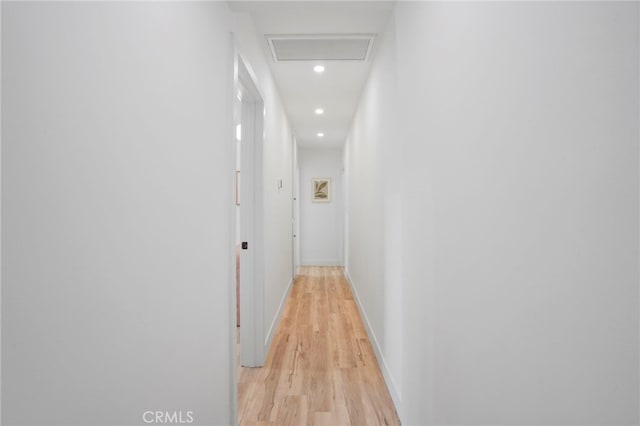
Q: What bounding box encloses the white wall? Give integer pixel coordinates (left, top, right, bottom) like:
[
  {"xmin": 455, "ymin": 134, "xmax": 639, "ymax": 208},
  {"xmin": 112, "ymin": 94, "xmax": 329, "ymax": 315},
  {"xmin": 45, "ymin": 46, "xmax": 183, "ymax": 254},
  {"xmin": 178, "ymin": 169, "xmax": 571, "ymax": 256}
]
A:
[
  {"xmin": 299, "ymin": 148, "xmax": 343, "ymax": 266},
  {"xmin": 343, "ymin": 15, "xmax": 402, "ymax": 410},
  {"xmin": 232, "ymin": 13, "xmax": 294, "ymax": 350},
  {"xmin": 2, "ymin": 3, "xmax": 235, "ymax": 425},
  {"xmin": 347, "ymin": 2, "xmax": 640, "ymax": 425},
  {"xmin": 397, "ymin": 3, "xmax": 639, "ymax": 424}
]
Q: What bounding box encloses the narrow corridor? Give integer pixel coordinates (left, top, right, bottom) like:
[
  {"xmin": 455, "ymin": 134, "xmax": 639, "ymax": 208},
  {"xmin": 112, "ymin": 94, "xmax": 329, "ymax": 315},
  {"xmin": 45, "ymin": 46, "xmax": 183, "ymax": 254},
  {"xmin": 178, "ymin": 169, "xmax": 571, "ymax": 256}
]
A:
[{"xmin": 238, "ymin": 267, "xmax": 399, "ymax": 425}]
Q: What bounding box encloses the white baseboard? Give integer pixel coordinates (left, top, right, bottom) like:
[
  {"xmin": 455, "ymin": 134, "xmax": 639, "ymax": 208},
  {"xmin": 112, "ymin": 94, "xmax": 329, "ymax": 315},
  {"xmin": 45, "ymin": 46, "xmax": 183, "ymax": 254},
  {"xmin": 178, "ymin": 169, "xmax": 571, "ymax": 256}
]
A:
[
  {"xmin": 300, "ymin": 259, "xmax": 343, "ymax": 266},
  {"xmin": 344, "ymin": 270, "xmax": 403, "ymax": 421},
  {"xmin": 264, "ymin": 277, "xmax": 294, "ymax": 352}
]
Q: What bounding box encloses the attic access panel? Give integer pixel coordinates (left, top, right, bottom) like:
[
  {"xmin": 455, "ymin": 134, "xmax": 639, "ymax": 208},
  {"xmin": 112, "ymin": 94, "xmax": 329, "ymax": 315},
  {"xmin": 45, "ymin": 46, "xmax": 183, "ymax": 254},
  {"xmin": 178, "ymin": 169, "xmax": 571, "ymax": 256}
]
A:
[{"xmin": 266, "ymin": 34, "xmax": 375, "ymax": 61}]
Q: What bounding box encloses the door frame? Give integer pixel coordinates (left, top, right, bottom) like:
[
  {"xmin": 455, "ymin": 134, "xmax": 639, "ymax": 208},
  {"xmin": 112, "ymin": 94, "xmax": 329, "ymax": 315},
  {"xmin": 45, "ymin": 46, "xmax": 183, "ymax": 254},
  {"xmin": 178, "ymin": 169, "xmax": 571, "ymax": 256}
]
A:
[
  {"xmin": 292, "ymin": 136, "xmax": 300, "ymax": 276},
  {"xmin": 236, "ymin": 55, "xmax": 265, "ymax": 368}
]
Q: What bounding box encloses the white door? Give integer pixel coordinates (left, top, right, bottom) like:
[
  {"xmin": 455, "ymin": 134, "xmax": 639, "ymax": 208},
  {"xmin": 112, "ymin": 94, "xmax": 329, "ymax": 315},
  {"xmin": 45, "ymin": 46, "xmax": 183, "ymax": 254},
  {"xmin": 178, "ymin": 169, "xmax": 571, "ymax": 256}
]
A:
[{"xmin": 237, "ymin": 58, "xmax": 265, "ymax": 368}]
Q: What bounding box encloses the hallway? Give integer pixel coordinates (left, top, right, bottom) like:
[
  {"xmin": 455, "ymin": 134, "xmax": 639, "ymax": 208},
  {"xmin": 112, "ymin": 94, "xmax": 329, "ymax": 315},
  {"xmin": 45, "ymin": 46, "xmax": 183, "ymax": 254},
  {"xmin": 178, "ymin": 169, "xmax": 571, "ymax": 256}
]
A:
[
  {"xmin": 238, "ymin": 267, "xmax": 399, "ymax": 426},
  {"xmin": 2, "ymin": 2, "xmax": 639, "ymax": 425}
]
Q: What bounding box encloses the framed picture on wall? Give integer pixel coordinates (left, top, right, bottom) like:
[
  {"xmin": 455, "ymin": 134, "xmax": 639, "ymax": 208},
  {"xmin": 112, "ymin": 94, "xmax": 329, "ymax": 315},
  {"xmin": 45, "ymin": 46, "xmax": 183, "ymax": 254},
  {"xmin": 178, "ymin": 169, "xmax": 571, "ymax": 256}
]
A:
[{"xmin": 312, "ymin": 178, "xmax": 331, "ymax": 203}]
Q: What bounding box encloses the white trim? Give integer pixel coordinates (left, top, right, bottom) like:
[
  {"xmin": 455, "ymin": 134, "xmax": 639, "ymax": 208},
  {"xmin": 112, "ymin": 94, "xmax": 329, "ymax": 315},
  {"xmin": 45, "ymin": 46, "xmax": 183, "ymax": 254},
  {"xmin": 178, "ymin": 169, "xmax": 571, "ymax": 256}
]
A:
[
  {"xmin": 229, "ymin": 37, "xmax": 239, "ymax": 426},
  {"xmin": 301, "ymin": 259, "xmax": 343, "ymax": 266},
  {"xmin": 264, "ymin": 277, "xmax": 294, "ymax": 352},
  {"xmin": 344, "ymin": 271, "xmax": 403, "ymax": 422},
  {"xmin": 292, "ymin": 136, "xmax": 300, "ymax": 279}
]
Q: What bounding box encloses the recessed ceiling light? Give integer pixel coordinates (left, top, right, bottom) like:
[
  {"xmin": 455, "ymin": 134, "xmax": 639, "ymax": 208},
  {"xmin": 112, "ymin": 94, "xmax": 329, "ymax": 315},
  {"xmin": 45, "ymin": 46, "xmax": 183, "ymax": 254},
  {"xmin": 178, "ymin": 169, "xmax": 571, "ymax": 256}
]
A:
[
  {"xmin": 314, "ymin": 65, "xmax": 325, "ymax": 73},
  {"xmin": 315, "ymin": 108, "xmax": 324, "ymax": 115},
  {"xmin": 317, "ymin": 132, "xmax": 324, "ymax": 138}
]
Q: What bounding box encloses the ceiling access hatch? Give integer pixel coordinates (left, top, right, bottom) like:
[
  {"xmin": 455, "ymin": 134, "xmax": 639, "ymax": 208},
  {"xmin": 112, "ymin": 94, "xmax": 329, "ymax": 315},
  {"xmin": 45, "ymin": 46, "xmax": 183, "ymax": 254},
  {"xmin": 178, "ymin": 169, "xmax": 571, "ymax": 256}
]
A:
[{"xmin": 266, "ymin": 34, "xmax": 376, "ymax": 62}]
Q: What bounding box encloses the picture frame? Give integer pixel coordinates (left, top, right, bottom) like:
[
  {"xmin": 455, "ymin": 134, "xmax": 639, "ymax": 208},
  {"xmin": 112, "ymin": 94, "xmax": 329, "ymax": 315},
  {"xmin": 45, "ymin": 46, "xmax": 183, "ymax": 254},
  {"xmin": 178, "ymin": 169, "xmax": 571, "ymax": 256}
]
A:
[{"xmin": 312, "ymin": 177, "xmax": 331, "ymax": 203}]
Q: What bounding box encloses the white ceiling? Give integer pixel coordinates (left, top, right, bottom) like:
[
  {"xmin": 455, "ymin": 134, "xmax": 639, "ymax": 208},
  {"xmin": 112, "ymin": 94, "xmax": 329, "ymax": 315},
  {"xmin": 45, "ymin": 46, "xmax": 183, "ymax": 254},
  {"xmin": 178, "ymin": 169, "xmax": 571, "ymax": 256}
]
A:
[{"xmin": 229, "ymin": 1, "xmax": 394, "ymax": 148}]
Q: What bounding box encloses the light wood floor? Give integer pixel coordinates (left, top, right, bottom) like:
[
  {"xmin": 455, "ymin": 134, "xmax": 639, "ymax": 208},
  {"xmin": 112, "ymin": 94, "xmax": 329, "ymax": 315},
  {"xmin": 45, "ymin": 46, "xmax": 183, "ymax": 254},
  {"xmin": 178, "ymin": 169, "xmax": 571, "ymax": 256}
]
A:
[{"xmin": 238, "ymin": 266, "xmax": 400, "ymax": 426}]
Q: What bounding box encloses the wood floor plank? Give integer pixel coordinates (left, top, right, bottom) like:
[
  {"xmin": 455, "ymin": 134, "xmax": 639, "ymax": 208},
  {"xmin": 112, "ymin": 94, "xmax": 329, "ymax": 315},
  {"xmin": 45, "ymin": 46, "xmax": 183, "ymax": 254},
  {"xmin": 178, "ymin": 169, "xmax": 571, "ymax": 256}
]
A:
[
  {"xmin": 238, "ymin": 266, "xmax": 399, "ymax": 426},
  {"xmin": 275, "ymin": 395, "xmax": 308, "ymax": 426}
]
